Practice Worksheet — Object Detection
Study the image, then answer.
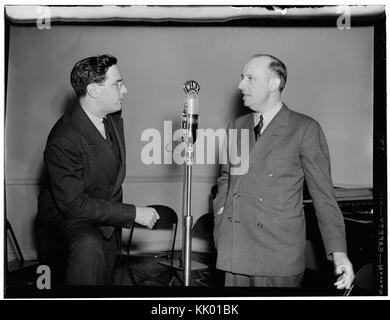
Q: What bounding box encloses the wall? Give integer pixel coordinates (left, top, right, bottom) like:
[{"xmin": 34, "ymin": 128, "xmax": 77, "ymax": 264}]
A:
[{"xmin": 5, "ymin": 24, "xmax": 373, "ymax": 260}]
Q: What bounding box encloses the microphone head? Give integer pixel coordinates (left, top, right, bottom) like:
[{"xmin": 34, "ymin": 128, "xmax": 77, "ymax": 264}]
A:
[
  {"xmin": 183, "ymin": 80, "xmax": 200, "ymax": 115},
  {"xmin": 187, "ymin": 93, "xmax": 199, "ymax": 115}
]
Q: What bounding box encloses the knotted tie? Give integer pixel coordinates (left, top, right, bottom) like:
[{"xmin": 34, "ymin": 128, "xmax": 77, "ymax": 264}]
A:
[
  {"xmin": 103, "ymin": 118, "xmax": 113, "ymax": 148},
  {"xmin": 254, "ymin": 114, "xmax": 263, "ymax": 141}
]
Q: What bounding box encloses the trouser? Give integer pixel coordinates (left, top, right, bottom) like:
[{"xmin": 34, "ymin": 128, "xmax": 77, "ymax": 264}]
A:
[
  {"xmin": 224, "ymin": 271, "xmax": 304, "ymax": 287},
  {"xmin": 44, "ymin": 216, "xmax": 118, "ymax": 286}
]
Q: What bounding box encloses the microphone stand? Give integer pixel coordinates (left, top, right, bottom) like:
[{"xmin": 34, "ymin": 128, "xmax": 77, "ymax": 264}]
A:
[
  {"xmin": 182, "ymin": 143, "xmax": 193, "ymax": 286},
  {"xmin": 180, "ymin": 80, "xmax": 199, "ymax": 286}
]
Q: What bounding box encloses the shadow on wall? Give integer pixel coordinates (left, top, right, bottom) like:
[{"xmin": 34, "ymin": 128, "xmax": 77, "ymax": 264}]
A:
[
  {"xmin": 5, "ymin": 96, "xmax": 77, "ymax": 260},
  {"xmin": 37, "ymin": 92, "xmax": 79, "ymax": 193},
  {"xmin": 33, "ymin": 92, "xmax": 79, "ymax": 260},
  {"xmin": 61, "ymin": 93, "xmax": 79, "ymax": 115},
  {"xmin": 233, "ymin": 90, "xmax": 251, "ymax": 119}
]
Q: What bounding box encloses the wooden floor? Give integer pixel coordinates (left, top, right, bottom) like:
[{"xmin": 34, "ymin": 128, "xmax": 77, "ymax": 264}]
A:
[
  {"xmin": 114, "ymin": 250, "xmax": 221, "ymax": 286},
  {"xmin": 5, "ymin": 250, "xmax": 222, "ymax": 295},
  {"xmin": 6, "ymin": 250, "xmax": 352, "ymax": 298}
]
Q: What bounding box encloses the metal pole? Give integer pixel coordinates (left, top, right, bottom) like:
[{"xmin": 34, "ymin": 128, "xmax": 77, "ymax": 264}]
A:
[
  {"xmin": 180, "ymin": 165, "xmax": 187, "ymax": 268},
  {"xmin": 183, "ymin": 164, "xmax": 193, "ymax": 286}
]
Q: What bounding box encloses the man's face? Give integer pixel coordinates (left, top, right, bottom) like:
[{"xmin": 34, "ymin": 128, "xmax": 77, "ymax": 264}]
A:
[
  {"xmin": 95, "ymin": 65, "xmax": 127, "ymax": 115},
  {"xmin": 238, "ymin": 57, "xmax": 273, "ymax": 113}
]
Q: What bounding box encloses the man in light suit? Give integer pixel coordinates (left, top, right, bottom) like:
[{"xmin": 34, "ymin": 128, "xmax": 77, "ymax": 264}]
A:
[
  {"xmin": 213, "ymin": 54, "xmax": 354, "ymax": 288},
  {"xmin": 38, "ymin": 54, "xmax": 159, "ymax": 285}
]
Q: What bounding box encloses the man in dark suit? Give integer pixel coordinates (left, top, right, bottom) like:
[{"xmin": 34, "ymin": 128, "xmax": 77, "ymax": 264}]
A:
[
  {"xmin": 213, "ymin": 54, "xmax": 354, "ymax": 288},
  {"xmin": 38, "ymin": 54, "xmax": 159, "ymax": 285}
]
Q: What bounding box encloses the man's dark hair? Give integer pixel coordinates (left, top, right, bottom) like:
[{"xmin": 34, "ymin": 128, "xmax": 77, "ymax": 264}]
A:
[
  {"xmin": 252, "ymin": 54, "xmax": 287, "ymax": 92},
  {"xmin": 70, "ymin": 54, "xmax": 118, "ymax": 97}
]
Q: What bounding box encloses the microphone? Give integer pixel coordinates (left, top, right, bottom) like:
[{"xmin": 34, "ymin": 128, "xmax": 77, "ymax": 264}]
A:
[
  {"xmin": 182, "ymin": 80, "xmax": 200, "ymax": 145},
  {"xmin": 180, "ymin": 81, "xmax": 200, "ymax": 286}
]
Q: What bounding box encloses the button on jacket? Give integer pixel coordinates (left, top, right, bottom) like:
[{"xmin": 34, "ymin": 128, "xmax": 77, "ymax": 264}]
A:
[{"xmin": 213, "ymin": 104, "xmax": 347, "ymax": 277}]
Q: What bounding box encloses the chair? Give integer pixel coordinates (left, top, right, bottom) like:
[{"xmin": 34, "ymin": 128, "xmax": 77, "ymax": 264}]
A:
[
  {"xmin": 6, "ymin": 219, "xmax": 40, "ymax": 289},
  {"xmin": 343, "ymin": 263, "xmax": 374, "ymax": 296},
  {"xmin": 158, "ymin": 212, "xmax": 216, "ymax": 286},
  {"xmin": 120, "ymin": 205, "xmax": 178, "ymax": 285}
]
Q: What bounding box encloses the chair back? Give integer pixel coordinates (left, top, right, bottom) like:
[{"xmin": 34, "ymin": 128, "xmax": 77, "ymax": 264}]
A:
[
  {"xmin": 192, "ymin": 212, "xmax": 216, "ymax": 252},
  {"xmin": 148, "ymin": 205, "xmax": 178, "ymax": 230},
  {"xmin": 209, "ymin": 185, "xmax": 218, "ymax": 213},
  {"xmin": 344, "ymin": 263, "xmax": 374, "ymax": 296},
  {"xmin": 211, "ymin": 185, "xmax": 218, "ymax": 200},
  {"xmin": 125, "ymin": 205, "xmax": 178, "ymax": 257}
]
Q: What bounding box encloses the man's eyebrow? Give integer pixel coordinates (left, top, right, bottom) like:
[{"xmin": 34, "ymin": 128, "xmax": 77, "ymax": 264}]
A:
[{"xmin": 114, "ymin": 78, "xmax": 123, "ymax": 83}]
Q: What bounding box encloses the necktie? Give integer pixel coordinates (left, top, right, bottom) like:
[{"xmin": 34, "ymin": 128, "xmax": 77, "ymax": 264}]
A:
[
  {"xmin": 102, "ymin": 118, "xmax": 112, "ymax": 148},
  {"xmin": 254, "ymin": 114, "xmax": 263, "ymax": 141}
]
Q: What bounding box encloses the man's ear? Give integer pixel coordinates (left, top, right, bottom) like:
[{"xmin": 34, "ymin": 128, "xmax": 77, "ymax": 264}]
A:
[
  {"xmin": 86, "ymin": 83, "xmax": 99, "ymax": 98},
  {"xmin": 269, "ymin": 77, "xmax": 281, "ymax": 92}
]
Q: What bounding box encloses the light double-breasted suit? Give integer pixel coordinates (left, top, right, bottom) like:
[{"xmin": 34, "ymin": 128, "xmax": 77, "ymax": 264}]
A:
[{"xmin": 213, "ymin": 104, "xmax": 347, "ymax": 277}]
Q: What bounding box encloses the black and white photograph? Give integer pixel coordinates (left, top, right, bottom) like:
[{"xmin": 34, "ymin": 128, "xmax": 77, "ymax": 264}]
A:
[{"xmin": 2, "ymin": 4, "xmax": 386, "ymax": 301}]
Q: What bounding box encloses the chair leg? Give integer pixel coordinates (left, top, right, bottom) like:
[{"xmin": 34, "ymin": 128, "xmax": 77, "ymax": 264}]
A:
[
  {"xmin": 167, "ymin": 269, "xmax": 183, "ymax": 286},
  {"xmin": 175, "ymin": 273, "xmax": 184, "ymax": 286},
  {"xmin": 122, "ymin": 256, "xmax": 137, "ymax": 285},
  {"xmin": 127, "ymin": 266, "xmax": 137, "ymax": 286},
  {"xmin": 168, "ymin": 272, "xmax": 176, "ymax": 286},
  {"xmin": 115, "ymin": 228, "xmax": 137, "ymax": 285}
]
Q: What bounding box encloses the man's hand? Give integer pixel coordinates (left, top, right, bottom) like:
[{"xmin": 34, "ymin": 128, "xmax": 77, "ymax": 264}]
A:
[
  {"xmin": 135, "ymin": 207, "xmax": 160, "ymax": 229},
  {"xmin": 332, "ymin": 252, "xmax": 354, "ymax": 290}
]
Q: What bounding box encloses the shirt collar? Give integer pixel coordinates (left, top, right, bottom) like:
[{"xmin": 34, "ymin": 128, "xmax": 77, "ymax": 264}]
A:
[
  {"xmin": 254, "ymin": 101, "xmax": 283, "ymax": 126},
  {"xmin": 82, "ymin": 106, "xmax": 105, "ymax": 127}
]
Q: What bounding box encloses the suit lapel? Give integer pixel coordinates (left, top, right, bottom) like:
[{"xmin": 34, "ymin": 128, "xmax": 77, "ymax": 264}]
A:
[
  {"xmin": 248, "ymin": 104, "xmax": 290, "ymax": 170},
  {"xmin": 244, "ymin": 113, "xmax": 257, "ymax": 152},
  {"xmin": 72, "ymin": 106, "xmax": 118, "ymax": 184},
  {"xmin": 107, "ymin": 115, "xmax": 126, "ymax": 197}
]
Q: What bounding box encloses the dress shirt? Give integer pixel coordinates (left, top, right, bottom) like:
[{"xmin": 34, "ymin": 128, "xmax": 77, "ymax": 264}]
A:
[
  {"xmin": 82, "ymin": 107, "xmax": 107, "ymax": 139},
  {"xmin": 253, "ymin": 101, "xmax": 283, "ymax": 134}
]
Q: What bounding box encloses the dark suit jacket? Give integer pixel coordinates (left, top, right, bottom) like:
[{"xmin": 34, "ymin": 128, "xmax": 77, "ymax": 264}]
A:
[
  {"xmin": 38, "ymin": 104, "xmax": 136, "ymax": 238},
  {"xmin": 213, "ymin": 104, "xmax": 347, "ymax": 277}
]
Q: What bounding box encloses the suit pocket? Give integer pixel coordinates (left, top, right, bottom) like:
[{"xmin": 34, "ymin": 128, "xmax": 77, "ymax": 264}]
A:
[
  {"xmin": 255, "ymin": 215, "xmax": 305, "ymax": 251},
  {"xmin": 213, "ymin": 213, "xmax": 223, "ymax": 239},
  {"xmin": 269, "ymin": 152, "xmax": 298, "ymax": 159},
  {"xmin": 269, "ymin": 153, "xmax": 300, "ymax": 166},
  {"xmin": 268, "ymin": 154, "xmax": 303, "ymax": 190},
  {"xmin": 275, "ymin": 215, "xmax": 305, "ymax": 247}
]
